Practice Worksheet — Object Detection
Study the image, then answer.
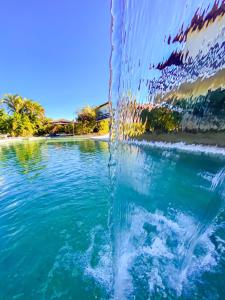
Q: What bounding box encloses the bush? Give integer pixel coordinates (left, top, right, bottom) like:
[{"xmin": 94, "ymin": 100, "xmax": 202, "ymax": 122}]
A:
[
  {"xmin": 141, "ymin": 107, "xmax": 181, "ymax": 133},
  {"xmin": 97, "ymin": 119, "xmax": 109, "ymax": 135},
  {"xmin": 49, "ymin": 123, "xmax": 73, "ymax": 135},
  {"xmin": 0, "ymin": 109, "xmax": 10, "ymax": 134},
  {"xmin": 74, "ymin": 121, "xmax": 93, "ymax": 135},
  {"xmin": 123, "ymin": 122, "xmax": 146, "ymax": 137}
]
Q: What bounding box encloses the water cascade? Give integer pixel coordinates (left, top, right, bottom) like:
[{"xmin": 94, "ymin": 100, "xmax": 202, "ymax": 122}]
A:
[
  {"xmin": 108, "ymin": 0, "xmax": 225, "ymax": 299},
  {"xmin": 109, "ymin": 0, "xmax": 225, "ymax": 139}
]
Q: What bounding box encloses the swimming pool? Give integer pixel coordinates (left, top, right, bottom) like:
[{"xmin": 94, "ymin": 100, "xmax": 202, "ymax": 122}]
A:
[{"xmin": 0, "ymin": 139, "xmax": 224, "ymax": 299}]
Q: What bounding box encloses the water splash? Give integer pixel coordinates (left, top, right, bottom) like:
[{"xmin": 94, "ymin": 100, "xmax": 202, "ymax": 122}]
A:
[
  {"xmin": 82, "ymin": 165, "xmax": 225, "ymax": 298},
  {"xmin": 107, "ymin": 142, "xmax": 225, "ymax": 299}
]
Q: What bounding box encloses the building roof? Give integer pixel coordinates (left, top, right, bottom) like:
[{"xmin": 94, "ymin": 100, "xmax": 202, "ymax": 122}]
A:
[
  {"xmin": 51, "ymin": 119, "xmax": 73, "ymax": 125},
  {"xmin": 95, "ymin": 101, "xmax": 110, "ymax": 110}
]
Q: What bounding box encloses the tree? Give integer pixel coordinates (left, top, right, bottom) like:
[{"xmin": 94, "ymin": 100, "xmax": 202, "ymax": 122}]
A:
[
  {"xmin": 10, "ymin": 113, "xmax": 34, "ymax": 137},
  {"xmin": 0, "ymin": 108, "xmax": 10, "ymax": 134},
  {"xmin": 76, "ymin": 106, "xmax": 97, "ymax": 134},
  {"xmin": 1, "ymin": 94, "xmax": 24, "ymax": 114},
  {"xmin": 23, "ymin": 100, "xmax": 45, "ymax": 119},
  {"xmin": 77, "ymin": 106, "xmax": 96, "ymax": 122},
  {"xmin": 23, "ymin": 99, "xmax": 46, "ymax": 133},
  {"xmin": 0, "ymin": 94, "xmax": 48, "ymax": 137}
]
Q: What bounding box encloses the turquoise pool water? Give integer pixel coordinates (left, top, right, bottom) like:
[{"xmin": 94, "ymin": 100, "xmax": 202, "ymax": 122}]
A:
[{"xmin": 0, "ymin": 139, "xmax": 225, "ymax": 299}]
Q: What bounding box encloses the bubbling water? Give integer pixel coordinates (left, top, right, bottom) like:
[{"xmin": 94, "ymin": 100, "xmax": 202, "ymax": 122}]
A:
[{"xmin": 83, "ymin": 149, "xmax": 225, "ymax": 299}]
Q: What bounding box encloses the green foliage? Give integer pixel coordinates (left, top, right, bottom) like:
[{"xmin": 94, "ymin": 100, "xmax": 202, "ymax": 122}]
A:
[
  {"xmin": 1, "ymin": 94, "xmax": 24, "ymax": 114},
  {"xmin": 0, "ymin": 94, "xmax": 49, "ymax": 137},
  {"xmin": 96, "ymin": 119, "xmax": 109, "ymax": 135},
  {"xmin": 123, "ymin": 122, "xmax": 146, "ymax": 137},
  {"xmin": 36, "ymin": 118, "xmax": 53, "ymax": 135},
  {"xmin": 74, "ymin": 121, "xmax": 94, "ymax": 135},
  {"xmin": 50, "ymin": 123, "xmax": 73, "ymax": 135},
  {"xmin": 10, "ymin": 113, "xmax": 35, "ymax": 137},
  {"xmin": 75, "ymin": 106, "xmax": 97, "ymax": 135},
  {"xmin": 75, "ymin": 106, "xmax": 109, "ymax": 136},
  {"xmin": 77, "ymin": 106, "xmax": 96, "ymax": 122},
  {"xmin": 0, "ymin": 109, "xmax": 10, "ymax": 134},
  {"xmin": 141, "ymin": 107, "xmax": 181, "ymax": 133}
]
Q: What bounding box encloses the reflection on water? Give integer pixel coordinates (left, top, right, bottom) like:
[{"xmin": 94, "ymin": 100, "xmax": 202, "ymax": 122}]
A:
[
  {"xmin": 0, "ymin": 141, "xmax": 47, "ymax": 176},
  {"xmin": 0, "ymin": 140, "xmax": 109, "ymax": 177},
  {"xmin": 109, "ymin": 0, "xmax": 225, "ymax": 139},
  {"xmin": 77, "ymin": 139, "xmax": 109, "ymax": 154},
  {"xmin": 0, "ymin": 140, "xmax": 110, "ymax": 300}
]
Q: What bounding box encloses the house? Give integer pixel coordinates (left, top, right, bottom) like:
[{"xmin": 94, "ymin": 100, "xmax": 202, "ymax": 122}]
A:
[
  {"xmin": 51, "ymin": 119, "xmax": 73, "ymax": 125},
  {"xmin": 95, "ymin": 102, "xmax": 110, "ymax": 121}
]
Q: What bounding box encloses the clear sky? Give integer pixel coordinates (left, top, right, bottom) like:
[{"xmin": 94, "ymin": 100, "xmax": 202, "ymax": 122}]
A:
[{"xmin": 0, "ymin": 0, "xmax": 111, "ymax": 120}]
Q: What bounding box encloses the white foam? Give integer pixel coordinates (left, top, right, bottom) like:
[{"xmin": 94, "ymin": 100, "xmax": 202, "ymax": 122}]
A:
[
  {"xmin": 112, "ymin": 205, "xmax": 219, "ymax": 299},
  {"xmin": 82, "ymin": 226, "xmax": 113, "ymax": 292},
  {"xmin": 128, "ymin": 139, "xmax": 225, "ymax": 157},
  {"xmin": 143, "ymin": 237, "xmax": 174, "ymax": 259},
  {"xmin": 44, "ymin": 204, "xmax": 222, "ymax": 299}
]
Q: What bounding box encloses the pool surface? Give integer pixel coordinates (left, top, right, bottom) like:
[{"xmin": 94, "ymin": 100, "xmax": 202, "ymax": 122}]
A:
[{"xmin": 0, "ymin": 139, "xmax": 225, "ymax": 299}]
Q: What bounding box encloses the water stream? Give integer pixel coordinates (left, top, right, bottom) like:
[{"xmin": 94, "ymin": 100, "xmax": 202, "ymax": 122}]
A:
[
  {"xmin": 108, "ymin": 0, "xmax": 225, "ymax": 299},
  {"xmin": 109, "ymin": 0, "xmax": 225, "ymax": 138}
]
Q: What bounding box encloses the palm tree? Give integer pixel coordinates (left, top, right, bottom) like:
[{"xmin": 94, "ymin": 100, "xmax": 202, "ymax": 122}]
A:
[
  {"xmin": 1, "ymin": 94, "xmax": 24, "ymax": 114},
  {"xmin": 23, "ymin": 100, "xmax": 45, "ymax": 120}
]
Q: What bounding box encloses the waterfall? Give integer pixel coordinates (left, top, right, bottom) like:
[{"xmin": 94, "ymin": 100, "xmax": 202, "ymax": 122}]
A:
[
  {"xmin": 107, "ymin": 1, "xmax": 225, "ymax": 299},
  {"xmin": 109, "ymin": 0, "xmax": 225, "ymax": 138}
]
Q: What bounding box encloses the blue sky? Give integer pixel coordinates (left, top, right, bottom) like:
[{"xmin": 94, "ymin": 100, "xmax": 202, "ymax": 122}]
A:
[{"xmin": 0, "ymin": 0, "xmax": 111, "ymax": 119}]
